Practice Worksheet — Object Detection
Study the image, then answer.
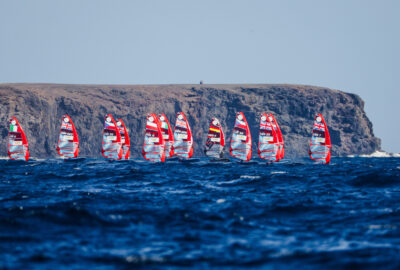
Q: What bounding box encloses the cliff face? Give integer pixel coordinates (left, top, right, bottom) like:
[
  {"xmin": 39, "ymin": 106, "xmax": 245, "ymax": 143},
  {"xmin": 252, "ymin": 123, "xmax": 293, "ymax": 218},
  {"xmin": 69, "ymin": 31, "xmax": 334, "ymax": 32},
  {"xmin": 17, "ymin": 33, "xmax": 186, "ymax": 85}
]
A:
[{"xmin": 0, "ymin": 83, "xmax": 380, "ymax": 158}]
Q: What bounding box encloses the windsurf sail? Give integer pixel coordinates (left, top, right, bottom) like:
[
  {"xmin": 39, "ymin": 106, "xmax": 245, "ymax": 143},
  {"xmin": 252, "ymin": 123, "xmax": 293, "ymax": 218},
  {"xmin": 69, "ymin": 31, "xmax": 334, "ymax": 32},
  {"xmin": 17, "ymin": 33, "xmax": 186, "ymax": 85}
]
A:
[
  {"xmin": 117, "ymin": 119, "xmax": 130, "ymax": 160},
  {"xmin": 268, "ymin": 113, "xmax": 284, "ymax": 160},
  {"xmin": 143, "ymin": 113, "xmax": 165, "ymax": 162},
  {"xmin": 204, "ymin": 118, "xmax": 225, "ymax": 159},
  {"xmin": 309, "ymin": 113, "xmax": 331, "ymax": 164},
  {"xmin": 258, "ymin": 113, "xmax": 279, "ymax": 161},
  {"xmin": 57, "ymin": 115, "xmax": 79, "ymax": 158},
  {"xmin": 172, "ymin": 112, "xmax": 193, "ymax": 159},
  {"xmin": 230, "ymin": 112, "xmax": 252, "ymax": 161},
  {"xmin": 101, "ymin": 114, "xmax": 123, "ymax": 160},
  {"xmin": 8, "ymin": 117, "xmax": 29, "ymax": 161},
  {"xmin": 158, "ymin": 113, "xmax": 174, "ymax": 158}
]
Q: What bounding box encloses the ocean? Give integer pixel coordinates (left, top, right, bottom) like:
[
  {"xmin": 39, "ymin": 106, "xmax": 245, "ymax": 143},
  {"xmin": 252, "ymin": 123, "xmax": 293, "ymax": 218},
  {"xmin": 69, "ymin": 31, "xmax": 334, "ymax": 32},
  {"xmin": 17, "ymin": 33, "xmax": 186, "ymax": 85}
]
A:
[{"xmin": 0, "ymin": 157, "xmax": 399, "ymax": 269}]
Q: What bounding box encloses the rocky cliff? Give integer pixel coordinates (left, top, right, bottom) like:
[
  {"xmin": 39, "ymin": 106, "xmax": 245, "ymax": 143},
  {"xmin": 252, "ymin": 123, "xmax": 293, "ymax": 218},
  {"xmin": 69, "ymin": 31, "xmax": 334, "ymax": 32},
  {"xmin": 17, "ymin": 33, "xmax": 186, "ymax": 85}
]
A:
[{"xmin": 0, "ymin": 83, "xmax": 380, "ymax": 158}]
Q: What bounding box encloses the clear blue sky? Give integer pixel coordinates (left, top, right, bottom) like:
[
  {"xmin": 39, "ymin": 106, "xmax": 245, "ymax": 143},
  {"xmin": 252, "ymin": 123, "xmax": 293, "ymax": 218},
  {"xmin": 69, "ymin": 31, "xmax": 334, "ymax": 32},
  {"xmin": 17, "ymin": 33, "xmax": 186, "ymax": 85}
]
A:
[{"xmin": 0, "ymin": 0, "xmax": 399, "ymax": 152}]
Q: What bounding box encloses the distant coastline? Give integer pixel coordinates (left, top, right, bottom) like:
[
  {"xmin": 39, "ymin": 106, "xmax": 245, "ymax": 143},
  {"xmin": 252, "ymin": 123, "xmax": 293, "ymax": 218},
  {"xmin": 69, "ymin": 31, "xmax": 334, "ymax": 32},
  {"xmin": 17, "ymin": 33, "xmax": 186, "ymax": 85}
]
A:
[{"xmin": 0, "ymin": 83, "xmax": 381, "ymax": 158}]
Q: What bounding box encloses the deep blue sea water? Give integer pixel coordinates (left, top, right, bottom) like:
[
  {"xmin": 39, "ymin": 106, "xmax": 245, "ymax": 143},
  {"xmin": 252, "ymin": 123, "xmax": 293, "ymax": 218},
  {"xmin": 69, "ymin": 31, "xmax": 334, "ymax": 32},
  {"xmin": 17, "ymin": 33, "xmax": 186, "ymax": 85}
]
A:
[{"xmin": 0, "ymin": 157, "xmax": 399, "ymax": 269}]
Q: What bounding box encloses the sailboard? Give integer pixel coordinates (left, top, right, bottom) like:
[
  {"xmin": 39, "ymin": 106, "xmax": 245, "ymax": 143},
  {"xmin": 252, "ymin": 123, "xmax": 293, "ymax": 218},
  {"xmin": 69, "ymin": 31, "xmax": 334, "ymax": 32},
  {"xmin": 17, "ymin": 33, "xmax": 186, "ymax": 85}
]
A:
[
  {"xmin": 230, "ymin": 112, "xmax": 252, "ymax": 161},
  {"xmin": 204, "ymin": 118, "xmax": 225, "ymax": 159},
  {"xmin": 172, "ymin": 112, "xmax": 193, "ymax": 159},
  {"xmin": 117, "ymin": 119, "xmax": 130, "ymax": 160},
  {"xmin": 309, "ymin": 113, "xmax": 331, "ymax": 164},
  {"xmin": 101, "ymin": 114, "xmax": 123, "ymax": 160},
  {"xmin": 158, "ymin": 113, "xmax": 174, "ymax": 158},
  {"xmin": 268, "ymin": 113, "xmax": 284, "ymax": 160},
  {"xmin": 258, "ymin": 113, "xmax": 280, "ymax": 161},
  {"xmin": 57, "ymin": 115, "xmax": 79, "ymax": 158},
  {"xmin": 8, "ymin": 117, "xmax": 29, "ymax": 161},
  {"xmin": 143, "ymin": 113, "xmax": 165, "ymax": 162}
]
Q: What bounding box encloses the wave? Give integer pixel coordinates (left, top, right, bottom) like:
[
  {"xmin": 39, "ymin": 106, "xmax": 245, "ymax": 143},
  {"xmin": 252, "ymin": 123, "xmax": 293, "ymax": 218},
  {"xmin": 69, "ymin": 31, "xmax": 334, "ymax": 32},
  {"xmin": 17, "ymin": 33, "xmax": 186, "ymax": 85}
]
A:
[
  {"xmin": 348, "ymin": 151, "xmax": 400, "ymax": 158},
  {"xmin": 350, "ymin": 172, "xmax": 400, "ymax": 187}
]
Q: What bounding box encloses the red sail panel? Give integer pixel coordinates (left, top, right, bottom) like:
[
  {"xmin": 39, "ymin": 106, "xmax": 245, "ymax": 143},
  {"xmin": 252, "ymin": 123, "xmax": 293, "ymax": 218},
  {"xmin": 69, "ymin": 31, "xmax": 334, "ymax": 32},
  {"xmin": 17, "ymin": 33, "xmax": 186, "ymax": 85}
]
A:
[
  {"xmin": 204, "ymin": 117, "xmax": 225, "ymax": 159},
  {"xmin": 57, "ymin": 115, "xmax": 79, "ymax": 158},
  {"xmin": 309, "ymin": 114, "xmax": 331, "ymax": 164},
  {"xmin": 158, "ymin": 113, "xmax": 174, "ymax": 158},
  {"xmin": 220, "ymin": 126, "xmax": 225, "ymax": 148},
  {"xmin": 101, "ymin": 114, "xmax": 123, "ymax": 160},
  {"xmin": 230, "ymin": 112, "xmax": 252, "ymax": 161},
  {"xmin": 117, "ymin": 119, "xmax": 130, "ymax": 160},
  {"xmin": 8, "ymin": 117, "xmax": 29, "ymax": 161},
  {"xmin": 172, "ymin": 112, "xmax": 193, "ymax": 159},
  {"xmin": 143, "ymin": 113, "xmax": 165, "ymax": 162},
  {"xmin": 268, "ymin": 113, "xmax": 284, "ymax": 160},
  {"xmin": 258, "ymin": 113, "xmax": 279, "ymax": 161}
]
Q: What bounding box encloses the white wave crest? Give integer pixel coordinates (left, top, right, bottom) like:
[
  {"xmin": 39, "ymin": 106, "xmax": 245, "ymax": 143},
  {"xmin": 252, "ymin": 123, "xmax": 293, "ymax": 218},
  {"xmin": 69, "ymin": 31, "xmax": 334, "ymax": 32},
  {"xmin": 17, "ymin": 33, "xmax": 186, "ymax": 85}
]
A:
[{"xmin": 348, "ymin": 151, "xmax": 400, "ymax": 158}]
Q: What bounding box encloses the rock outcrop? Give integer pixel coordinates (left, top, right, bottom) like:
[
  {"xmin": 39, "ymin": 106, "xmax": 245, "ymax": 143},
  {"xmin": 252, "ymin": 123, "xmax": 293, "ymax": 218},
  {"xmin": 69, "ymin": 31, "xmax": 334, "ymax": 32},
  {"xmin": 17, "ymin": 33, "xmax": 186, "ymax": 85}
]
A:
[{"xmin": 0, "ymin": 83, "xmax": 381, "ymax": 158}]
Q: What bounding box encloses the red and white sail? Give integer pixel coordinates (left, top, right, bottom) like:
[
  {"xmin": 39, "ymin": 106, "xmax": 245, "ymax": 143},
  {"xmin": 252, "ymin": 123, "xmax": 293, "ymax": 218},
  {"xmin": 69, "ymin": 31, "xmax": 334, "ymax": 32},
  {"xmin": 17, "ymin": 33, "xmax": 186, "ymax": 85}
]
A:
[
  {"xmin": 101, "ymin": 114, "xmax": 123, "ymax": 160},
  {"xmin": 204, "ymin": 118, "xmax": 225, "ymax": 159},
  {"xmin": 8, "ymin": 117, "xmax": 29, "ymax": 161},
  {"xmin": 309, "ymin": 114, "xmax": 331, "ymax": 164},
  {"xmin": 158, "ymin": 113, "xmax": 174, "ymax": 158},
  {"xmin": 258, "ymin": 113, "xmax": 279, "ymax": 161},
  {"xmin": 117, "ymin": 119, "xmax": 130, "ymax": 160},
  {"xmin": 230, "ymin": 112, "xmax": 252, "ymax": 161},
  {"xmin": 143, "ymin": 113, "xmax": 165, "ymax": 162},
  {"xmin": 57, "ymin": 115, "xmax": 79, "ymax": 158},
  {"xmin": 268, "ymin": 113, "xmax": 284, "ymax": 161},
  {"xmin": 172, "ymin": 112, "xmax": 193, "ymax": 159}
]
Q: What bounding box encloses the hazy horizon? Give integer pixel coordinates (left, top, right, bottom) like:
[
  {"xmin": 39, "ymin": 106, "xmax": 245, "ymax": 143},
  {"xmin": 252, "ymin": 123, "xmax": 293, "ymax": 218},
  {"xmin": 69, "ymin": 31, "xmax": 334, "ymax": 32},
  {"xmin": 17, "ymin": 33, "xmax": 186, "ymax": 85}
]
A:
[{"xmin": 1, "ymin": 0, "xmax": 399, "ymax": 152}]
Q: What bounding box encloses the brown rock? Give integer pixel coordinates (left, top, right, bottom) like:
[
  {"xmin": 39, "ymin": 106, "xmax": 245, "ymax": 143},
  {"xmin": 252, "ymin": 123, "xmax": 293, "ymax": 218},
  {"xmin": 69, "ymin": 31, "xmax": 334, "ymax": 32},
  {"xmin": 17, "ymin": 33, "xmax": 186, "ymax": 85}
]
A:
[{"xmin": 0, "ymin": 83, "xmax": 380, "ymax": 158}]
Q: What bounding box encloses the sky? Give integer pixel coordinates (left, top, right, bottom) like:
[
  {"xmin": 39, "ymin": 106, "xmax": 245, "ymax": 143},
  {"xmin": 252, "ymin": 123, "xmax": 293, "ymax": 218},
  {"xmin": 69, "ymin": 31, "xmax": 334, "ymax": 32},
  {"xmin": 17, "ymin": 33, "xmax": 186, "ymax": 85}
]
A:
[{"xmin": 0, "ymin": 0, "xmax": 399, "ymax": 152}]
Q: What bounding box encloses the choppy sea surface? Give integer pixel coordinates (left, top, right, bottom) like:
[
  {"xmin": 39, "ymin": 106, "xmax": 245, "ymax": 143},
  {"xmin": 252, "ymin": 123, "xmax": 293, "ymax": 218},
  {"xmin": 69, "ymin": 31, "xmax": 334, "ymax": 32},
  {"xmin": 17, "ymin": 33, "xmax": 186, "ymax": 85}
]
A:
[{"xmin": 0, "ymin": 157, "xmax": 399, "ymax": 269}]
